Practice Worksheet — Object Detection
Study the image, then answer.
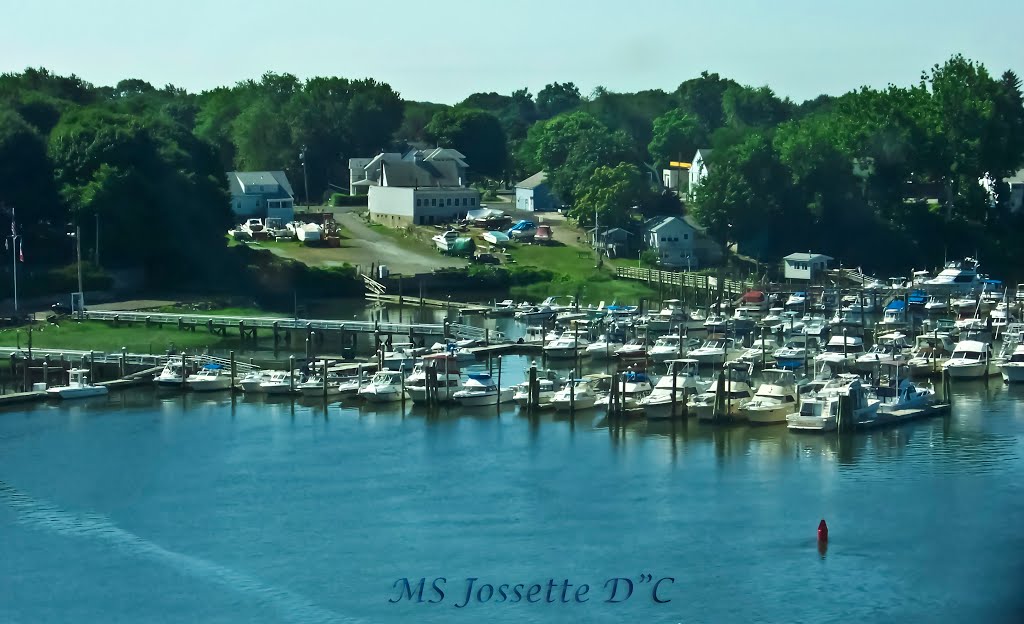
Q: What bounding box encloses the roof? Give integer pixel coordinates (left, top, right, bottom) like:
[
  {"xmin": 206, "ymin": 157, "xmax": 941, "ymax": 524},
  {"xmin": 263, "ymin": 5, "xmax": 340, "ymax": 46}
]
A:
[
  {"xmin": 694, "ymin": 148, "xmax": 714, "ymax": 161},
  {"xmin": 682, "ymin": 214, "xmax": 706, "ymax": 233},
  {"xmin": 376, "ymin": 160, "xmax": 462, "ymax": 187},
  {"xmin": 1005, "ymin": 168, "xmax": 1024, "ymax": 185},
  {"xmin": 516, "ymin": 171, "xmax": 548, "ymax": 189},
  {"xmin": 647, "ymin": 215, "xmax": 697, "ymax": 233},
  {"xmin": 226, "ymin": 171, "xmax": 294, "ymax": 199},
  {"xmin": 783, "ymin": 252, "xmax": 833, "ymax": 262}
]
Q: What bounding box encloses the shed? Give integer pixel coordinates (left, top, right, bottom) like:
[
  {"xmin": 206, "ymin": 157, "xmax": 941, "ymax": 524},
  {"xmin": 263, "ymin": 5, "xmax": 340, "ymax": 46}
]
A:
[
  {"xmin": 783, "ymin": 252, "xmax": 833, "ymax": 281},
  {"xmin": 515, "ymin": 171, "xmax": 561, "ymax": 212}
]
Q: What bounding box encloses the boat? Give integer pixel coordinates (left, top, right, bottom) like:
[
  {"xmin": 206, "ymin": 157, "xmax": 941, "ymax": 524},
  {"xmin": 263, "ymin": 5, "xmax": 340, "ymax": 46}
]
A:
[
  {"xmin": 905, "ymin": 333, "xmax": 957, "ymax": 377},
  {"xmin": 640, "ymin": 359, "xmax": 712, "ymax": 420},
  {"xmin": 241, "ymin": 218, "xmax": 265, "ymax": 236},
  {"xmin": 295, "ymin": 222, "xmax": 322, "ymax": 242},
  {"xmin": 431, "ymin": 229, "xmax": 460, "ymax": 252},
  {"xmin": 829, "ymin": 309, "xmax": 864, "ymax": 328},
  {"xmin": 876, "ymin": 300, "xmax": 908, "ymax": 328},
  {"xmin": 543, "ymin": 334, "xmax": 589, "ymax": 359},
  {"xmin": 512, "ymin": 377, "xmax": 558, "ymax": 408},
  {"xmin": 153, "ymin": 356, "xmax": 186, "ymax": 387},
  {"xmin": 585, "ymin": 334, "xmax": 624, "ymax": 359},
  {"xmin": 801, "ymin": 314, "xmax": 830, "ymax": 339},
  {"xmin": 731, "ymin": 306, "xmax": 759, "ymax": 334},
  {"xmin": 185, "ymin": 363, "xmax": 233, "ymax": 392},
  {"xmin": 854, "ymin": 332, "xmax": 911, "ymax": 372},
  {"xmin": 737, "ymin": 337, "xmax": 778, "ymax": 367},
  {"xmin": 923, "ymin": 257, "xmax": 983, "ymax": 293},
  {"xmin": 428, "ymin": 340, "xmax": 476, "ymax": 364},
  {"xmin": 924, "ymin": 296, "xmax": 948, "ymax": 312},
  {"xmin": 452, "ymin": 372, "xmax": 514, "ymax": 406},
  {"xmin": 785, "ymin": 292, "xmax": 807, "ymax": 309},
  {"xmin": 596, "ymin": 370, "xmax": 654, "ymax": 410},
  {"xmin": 239, "ymin": 369, "xmax": 278, "ymax": 393},
  {"xmin": 482, "ymin": 231, "xmax": 510, "ymax": 246},
  {"xmin": 688, "ymin": 337, "xmax": 735, "ymax": 366},
  {"xmin": 649, "ymin": 335, "xmax": 687, "ymax": 362},
  {"xmin": 404, "ymin": 354, "xmax": 462, "ymax": 403},
  {"xmin": 381, "ymin": 342, "xmax": 425, "ymax": 370},
  {"xmin": 358, "ymin": 370, "xmax": 406, "ymax": 403},
  {"xmin": 841, "ymin": 295, "xmax": 876, "ymax": 314},
  {"xmin": 998, "ymin": 344, "xmax": 1024, "ymax": 383},
  {"xmin": 297, "ymin": 373, "xmax": 358, "ymax": 398},
  {"xmin": 514, "ymin": 305, "xmax": 556, "ymax": 323},
  {"xmin": 814, "ymin": 335, "xmax": 865, "ymax": 367},
  {"xmin": 703, "ymin": 314, "xmax": 728, "ymax": 334},
  {"xmin": 786, "ymin": 374, "xmax": 880, "ymax": 432},
  {"xmin": 522, "ymin": 325, "xmax": 547, "ymax": 344},
  {"xmin": 773, "ymin": 338, "xmax": 810, "ymax": 369},
  {"xmin": 550, "ymin": 376, "xmax": 606, "ymax": 412},
  {"xmin": 737, "ymin": 290, "xmax": 769, "ymax": 311},
  {"xmin": 259, "ymin": 370, "xmax": 298, "ymax": 395},
  {"xmin": 689, "ymin": 376, "xmax": 754, "ymax": 421},
  {"xmin": 741, "ymin": 368, "xmax": 800, "ymax": 424},
  {"xmin": 614, "ymin": 338, "xmax": 648, "ymax": 360},
  {"xmin": 506, "ymin": 220, "xmax": 538, "ymax": 240},
  {"xmin": 488, "ymin": 299, "xmax": 517, "ymax": 317},
  {"xmin": 875, "ymin": 370, "xmax": 938, "ymax": 413},
  {"xmin": 45, "ymin": 368, "xmax": 109, "ymax": 400},
  {"xmin": 943, "ymin": 339, "xmax": 997, "ymax": 379}
]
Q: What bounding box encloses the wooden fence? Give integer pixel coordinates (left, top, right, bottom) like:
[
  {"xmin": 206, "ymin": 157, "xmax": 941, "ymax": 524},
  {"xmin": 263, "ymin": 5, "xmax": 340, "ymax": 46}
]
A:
[{"xmin": 615, "ymin": 267, "xmax": 756, "ymax": 299}]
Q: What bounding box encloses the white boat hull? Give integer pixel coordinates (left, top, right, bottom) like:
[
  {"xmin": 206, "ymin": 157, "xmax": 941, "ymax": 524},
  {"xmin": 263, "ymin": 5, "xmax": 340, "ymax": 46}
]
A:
[
  {"xmin": 188, "ymin": 377, "xmax": 233, "ymax": 392},
  {"xmin": 543, "ymin": 347, "xmax": 584, "ymax": 359},
  {"xmin": 239, "ymin": 380, "xmax": 266, "ymax": 393},
  {"xmin": 999, "ymin": 363, "xmax": 1024, "ymax": 383},
  {"xmin": 261, "ymin": 383, "xmax": 296, "ymax": 395},
  {"xmin": 512, "ymin": 390, "xmax": 554, "ymax": 408},
  {"xmin": 154, "ymin": 375, "xmax": 183, "ymax": 388},
  {"xmin": 642, "ymin": 397, "xmax": 685, "ymax": 420},
  {"xmin": 359, "ymin": 387, "xmax": 404, "ymax": 403},
  {"xmin": 944, "ymin": 362, "xmax": 994, "ymax": 379},
  {"xmin": 46, "ymin": 386, "xmax": 109, "ymax": 400},
  {"xmin": 454, "ymin": 388, "xmax": 514, "ymax": 406},
  {"xmin": 550, "ymin": 396, "xmax": 597, "ymax": 411},
  {"xmin": 786, "ymin": 414, "xmax": 837, "ymax": 432},
  {"xmin": 743, "ymin": 404, "xmax": 793, "ymax": 424},
  {"xmin": 405, "ymin": 385, "xmax": 458, "ymax": 403}
]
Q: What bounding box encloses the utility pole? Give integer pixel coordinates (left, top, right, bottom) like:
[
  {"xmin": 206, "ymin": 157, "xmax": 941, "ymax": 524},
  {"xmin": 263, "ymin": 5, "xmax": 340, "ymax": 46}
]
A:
[
  {"xmin": 94, "ymin": 212, "xmax": 100, "ymax": 266},
  {"xmin": 300, "ymin": 145, "xmax": 310, "ymax": 208},
  {"xmin": 68, "ymin": 226, "xmax": 83, "ymax": 318},
  {"xmin": 4, "ymin": 203, "xmax": 19, "ymax": 316}
]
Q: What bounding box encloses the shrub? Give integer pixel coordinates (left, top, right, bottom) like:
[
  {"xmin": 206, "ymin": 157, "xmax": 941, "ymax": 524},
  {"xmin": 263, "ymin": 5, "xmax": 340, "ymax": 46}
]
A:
[{"xmin": 329, "ymin": 193, "xmax": 368, "ymax": 207}]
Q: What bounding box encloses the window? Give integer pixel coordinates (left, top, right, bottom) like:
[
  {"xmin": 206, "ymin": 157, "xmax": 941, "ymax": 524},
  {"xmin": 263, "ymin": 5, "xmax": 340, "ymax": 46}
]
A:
[
  {"xmin": 447, "ymin": 198, "xmax": 452, "ymax": 206},
  {"xmin": 431, "ymin": 198, "xmax": 437, "ymax": 207},
  {"xmin": 684, "ymin": 234, "xmax": 689, "ymax": 240},
  {"xmin": 462, "ymin": 198, "xmax": 468, "ymax": 206},
  {"xmin": 470, "ymin": 198, "xmax": 476, "ymax": 206},
  {"xmin": 416, "ymin": 198, "xmax": 422, "ymax": 207}
]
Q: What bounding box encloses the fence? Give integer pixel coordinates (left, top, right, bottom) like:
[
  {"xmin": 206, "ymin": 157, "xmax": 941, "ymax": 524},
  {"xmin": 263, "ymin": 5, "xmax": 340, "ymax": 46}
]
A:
[{"xmin": 615, "ymin": 267, "xmax": 755, "ymax": 299}]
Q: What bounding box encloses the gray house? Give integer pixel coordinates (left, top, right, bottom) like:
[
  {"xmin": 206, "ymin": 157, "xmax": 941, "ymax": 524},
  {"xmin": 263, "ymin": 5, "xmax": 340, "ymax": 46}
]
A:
[
  {"xmin": 515, "ymin": 171, "xmax": 561, "ymax": 212},
  {"xmin": 227, "ymin": 171, "xmax": 295, "ymax": 223},
  {"xmin": 589, "ymin": 227, "xmax": 633, "ymax": 258},
  {"xmin": 349, "ymin": 148, "xmax": 468, "ymax": 195}
]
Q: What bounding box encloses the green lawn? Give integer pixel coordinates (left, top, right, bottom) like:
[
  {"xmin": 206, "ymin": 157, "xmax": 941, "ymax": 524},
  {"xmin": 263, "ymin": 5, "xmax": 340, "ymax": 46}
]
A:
[
  {"xmin": 152, "ymin": 304, "xmax": 286, "ymax": 318},
  {"xmin": 0, "ymin": 321, "xmax": 243, "ymax": 354}
]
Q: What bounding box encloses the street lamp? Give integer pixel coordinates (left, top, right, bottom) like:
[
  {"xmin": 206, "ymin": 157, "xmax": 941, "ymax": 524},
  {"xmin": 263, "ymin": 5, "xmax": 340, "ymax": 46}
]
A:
[
  {"xmin": 67, "ymin": 226, "xmax": 83, "ymax": 318},
  {"xmin": 299, "ymin": 145, "xmax": 310, "ymax": 209}
]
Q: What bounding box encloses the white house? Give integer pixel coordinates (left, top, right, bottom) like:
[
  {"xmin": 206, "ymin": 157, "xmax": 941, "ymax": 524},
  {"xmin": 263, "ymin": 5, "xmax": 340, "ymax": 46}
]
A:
[
  {"xmin": 688, "ymin": 148, "xmax": 713, "ymax": 196},
  {"xmin": 1006, "ymin": 168, "xmax": 1024, "ymax": 214},
  {"xmin": 645, "ymin": 216, "xmax": 699, "ymax": 269},
  {"xmin": 368, "ymin": 185, "xmax": 481, "ymax": 227},
  {"xmin": 783, "ymin": 252, "xmax": 833, "ymax": 281},
  {"xmin": 226, "ymin": 171, "xmax": 295, "ymax": 223},
  {"xmin": 662, "ymin": 161, "xmax": 689, "ymax": 193}
]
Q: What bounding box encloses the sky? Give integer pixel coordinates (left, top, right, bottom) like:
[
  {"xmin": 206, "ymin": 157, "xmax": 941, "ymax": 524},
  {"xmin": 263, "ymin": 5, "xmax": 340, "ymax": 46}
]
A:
[{"xmin": 3, "ymin": 0, "xmax": 1023, "ymax": 104}]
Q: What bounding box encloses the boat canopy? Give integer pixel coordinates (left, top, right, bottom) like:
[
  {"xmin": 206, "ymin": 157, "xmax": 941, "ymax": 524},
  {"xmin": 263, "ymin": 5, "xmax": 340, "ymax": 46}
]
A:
[
  {"xmin": 202, "ymin": 363, "xmax": 223, "ymax": 370},
  {"xmin": 885, "ymin": 300, "xmax": 906, "ymax": 311}
]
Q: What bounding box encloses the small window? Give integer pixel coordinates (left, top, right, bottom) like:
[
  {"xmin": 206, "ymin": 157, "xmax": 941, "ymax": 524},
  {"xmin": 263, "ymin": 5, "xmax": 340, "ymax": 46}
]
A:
[
  {"xmin": 447, "ymin": 198, "xmax": 452, "ymax": 206},
  {"xmin": 431, "ymin": 198, "xmax": 437, "ymax": 206},
  {"xmin": 470, "ymin": 198, "xmax": 476, "ymax": 206},
  {"xmin": 416, "ymin": 198, "xmax": 422, "ymax": 207},
  {"xmin": 462, "ymin": 198, "xmax": 468, "ymax": 206}
]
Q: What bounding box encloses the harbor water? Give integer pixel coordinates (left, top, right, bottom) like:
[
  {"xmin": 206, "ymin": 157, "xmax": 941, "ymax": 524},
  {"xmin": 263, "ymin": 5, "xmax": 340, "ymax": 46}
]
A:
[{"xmin": 2, "ymin": 304, "xmax": 1024, "ymax": 623}]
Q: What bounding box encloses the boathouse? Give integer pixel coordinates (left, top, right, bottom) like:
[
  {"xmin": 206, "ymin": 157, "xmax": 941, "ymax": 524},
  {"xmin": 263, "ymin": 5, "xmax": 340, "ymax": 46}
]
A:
[{"xmin": 783, "ymin": 252, "xmax": 833, "ymax": 281}]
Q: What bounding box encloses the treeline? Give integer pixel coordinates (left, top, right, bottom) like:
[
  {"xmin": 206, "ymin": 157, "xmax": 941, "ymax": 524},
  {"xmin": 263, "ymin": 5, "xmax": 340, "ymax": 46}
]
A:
[{"xmin": 1, "ymin": 54, "xmax": 1022, "ymax": 288}]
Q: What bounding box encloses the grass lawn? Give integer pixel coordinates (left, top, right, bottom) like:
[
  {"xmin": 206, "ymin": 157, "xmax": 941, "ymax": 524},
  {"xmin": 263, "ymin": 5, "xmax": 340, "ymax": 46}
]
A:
[
  {"xmin": 0, "ymin": 321, "xmax": 243, "ymax": 354},
  {"xmin": 152, "ymin": 304, "xmax": 287, "ymax": 318}
]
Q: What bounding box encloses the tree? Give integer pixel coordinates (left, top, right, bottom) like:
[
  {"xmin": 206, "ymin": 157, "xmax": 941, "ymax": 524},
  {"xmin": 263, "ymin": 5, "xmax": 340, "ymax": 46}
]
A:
[
  {"xmin": 425, "ymin": 108, "xmax": 508, "ymax": 178},
  {"xmin": 395, "ymin": 100, "xmax": 448, "ymax": 142},
  {"xmin": 570, "ymin": 163, "xmax": 651, "ymax": 229},
  {"xmin": 0, "ymin": 106, "xmax": 63, "ymax": 258},
  {"xmin": 536, "ymin": 82, "xmax": 582, "ymax": 119},
  {"xmin": 722, "ymin": 84, "xmax": 793, "ymax": 128},
  {"xmin": 519, "ymin": 112, "xmax": 634, "ymax": 204},
  {"xmin": 648, "ymin": 109, "xmax": 705, "ymax": 168},
  {"xmin": 674, "ymin": 71, "xmax": 738, "ymax": 134}
]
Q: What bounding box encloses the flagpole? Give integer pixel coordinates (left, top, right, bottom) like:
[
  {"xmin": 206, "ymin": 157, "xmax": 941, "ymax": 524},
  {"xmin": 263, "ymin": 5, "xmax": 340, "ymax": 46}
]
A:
[{"xmin": 10, "ymin": 206, "xmax": 16, "ymax": 316}]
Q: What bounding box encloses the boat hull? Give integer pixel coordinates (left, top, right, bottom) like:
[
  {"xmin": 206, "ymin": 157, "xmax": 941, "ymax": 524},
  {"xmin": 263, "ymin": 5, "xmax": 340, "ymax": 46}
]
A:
[
  {"xmin": 744, "ymin": 404, "xmax": 793, "ymax": 424},
  {"xmin": 550, "ymin": 396, "xmax": 597, "ymax": 411},
  {"xmin": 999, "ymin": 363, "xmax": 1024, "ymax": 383},
  {"xmin": 945, "ymin": 363, "xmax": 994, "ymax": 379},
  {"xmin": 188, "ymin": 378, "xmax": 233, "ymax": 392},
  {"xmin": 453, "ymin": 388, "xmax": 514, "ymax": 406},
  {"xmin": 46, "ymin": 386, "xmax": 109, "ymax": 400}
]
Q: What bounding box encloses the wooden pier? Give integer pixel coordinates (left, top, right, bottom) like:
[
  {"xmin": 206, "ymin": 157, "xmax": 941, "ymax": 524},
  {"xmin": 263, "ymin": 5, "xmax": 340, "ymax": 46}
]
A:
[{"xmin": 365, "ymin": 293, "xmax": 491, "ymax": 314}]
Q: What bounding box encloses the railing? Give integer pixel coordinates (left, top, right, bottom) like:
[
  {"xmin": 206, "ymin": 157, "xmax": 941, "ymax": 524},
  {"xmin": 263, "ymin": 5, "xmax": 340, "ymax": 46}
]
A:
[
  {"xmin": 81, "ymin": 310, "xmax": 483, "ymax": 340},
  {"xmin": 615, "ymin": 267, "xmax": 755, "ymax": 297}
]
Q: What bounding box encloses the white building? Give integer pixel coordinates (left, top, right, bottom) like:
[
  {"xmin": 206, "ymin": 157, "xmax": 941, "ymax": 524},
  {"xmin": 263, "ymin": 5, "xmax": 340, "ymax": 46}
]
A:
[
  {"xmin": 368, "ymin": 186, "xmax": 481, "ymax": 227},
  {"xmin": 688, "ymin": 148, "xmax": 713, "ymax": 197},
  {"xmin": 349, "ymin": 148, "xmax": 468, "ymax": 195},
  {"xmin": 226, "ymin": 171, "xmax": 295, "ymax": 223},
  {"xmin": 643, "ymin": 215, "xmax": 721, "ymax": 268},
  {"xmin": 783, "ymin": 253, "xmax": 833, "ymax": 281},
  {"xmin": 1006, "ymin": 168, "xmax": 1024, "ymax": 214}
]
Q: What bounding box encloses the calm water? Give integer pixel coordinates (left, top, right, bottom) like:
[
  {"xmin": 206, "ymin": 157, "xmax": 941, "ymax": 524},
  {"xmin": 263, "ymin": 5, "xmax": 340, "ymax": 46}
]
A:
[{"xmin": 2, "ymin": 359, "xmax": 1024, "ymax": 624}]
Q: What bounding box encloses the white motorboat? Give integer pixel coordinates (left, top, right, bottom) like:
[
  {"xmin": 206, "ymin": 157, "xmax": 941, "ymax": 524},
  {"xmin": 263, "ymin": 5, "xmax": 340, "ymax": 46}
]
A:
[
  {"xmin": 737, "ymin": 337, "xmax": 778, "ymax": 367},
  {"xmin": 801, "ymin": 314, "xmax": 830, "ymax": 339},
  {"xmin": 854, "ymin": 332, "xmax": 912, "ymax": 372},
  {"xmin": 814, "ymin": 335, "xmax": 865, "ymax": 367},
  {"xmin": 998, "ymin": 344, "xmax": 1024, "ymax": 383},
  {"xmin": 431, "ymin": 229, "xmax": 459, "ymax": 252},
  {"xmin": 943, "ymin": 339, "xmax": 997, "ymax": 379},
  {"xmin": 741, "ymin": 368, "xmax": 800, "ymax": 424},
  {"xmin": 543, "ymin": 335, "xmax": 589, "ymax": 359},
  {"xmin": 428, "ymin": 340, "xmax": 476, "ymax": 364},
  {"xmin": 452, "ymin": 372, "xmax": 514, "ymax": 406},
  {"xmin": 585, "ymin": 335, "xmax": 624, "ymax": 359},
  {"xmin": 785, "ymin": 292, "xmax": 807, "ymax": 309},
  {"xmin": 596, "ymin": 370, "xmax": 654, "ymax": 410},
  {"xmin": 773, "ymin": 339, "xmax": 809, "ymax": 369},
  {"xmin": 550, "ymin": 376, "xmax": 604, "ymax": 412},
  {"xmin": 259, "ymin": 370, "xmax": 298, "ymax": 395},
  {"xmin": 688, "ymin": 338, "xmax": 734, "ymax": 366},
  {"xmin": 296, "ymin": 222, "xmax": 322, "ymax": 242},
  {"xmin": 876, "ymin": 301, "xmax": 908, "ymax": 328},
  {"xmin": 951, "ymin": 294, "xmax": 978, "ymax": 312},
  {"xmin": 358, "ymin": 370, "xmax": 406, "ymax": 403},
  {"xmin": 153, "ymin": 356, "xmax": 185, "ymax": 387},
  {"xmin": 488, "ymin": 299, "xmax": 517, "ymax": 317},
  {"xmin": 238, "ymin": 369, "xmax": 277, "ymax": 393},
  {"xmin": 649, "ymin": 335, "xmax": 686, "ymax": 362},
  {"xmin": 640, "ymin": 358, "xmax": 712, "ymax": 419},
  {"xmin": 512, "ymin": 378, "xmax": 558, "ymax": 408},
  {"xmin": 759, "ymin": 307, "xmax": 785, "ymax": 328},
  {"xmin": 186, "ymin": 363, "xmax": 233, "ymax": 392},
  {"xmin": 841, "ymin": 295, "xmax": 876, "ymax": 314},
  {"xmin": 297, "ymin": 374, "xmax": 347, "ymax": 398},
  {"xmin": 514, "ymin": 305, "xmax": 556, "ymax": 323},
  {"xmin": 786, "ymin": 374, "xmax": 879, "ymax": 432},
  {"xmin": 538, "ymin": 295, "xmax": 577, "ymax": 312},
  {"xmin": 703, "ymin": 314, "xmax": 728, "ymax": 334},
  {"xmin": 829, "ymin": 309, "xmax": 864, "ymax": 328},
  {"xmin": 404, "ymin": 354, "xmax": 462, "ymax": 403},
  {"xmin": 689, "ymin": 377, "xmax": 754, "ymax": 421},
  {"xmin": 924, "ymin": 296, "xmax": 948, "ymax": 312},
  {"xmin": 522, "ymin": 326, "xmax": 547, "ymax": 344},
  {"xmin": 923, "ymin": 257, "xmax": 983, "ymax": 293},
  {"xmin": 241, "ymin": 218, "xmax": 265, "ymax": 235},
  {"xmin": 381, "ymin": 342, "xmax": 424, "ymax": 370},
  {"xmin": 614, "ymin": 338, "xmax": 648, "ymax": 360},
  {"xmin": 45, "ymin": 368, "xmax": 109, "ymax": 400},
  {"xmin": 905, "ymin": 333, "xmax": 956, "ymax": 377}
]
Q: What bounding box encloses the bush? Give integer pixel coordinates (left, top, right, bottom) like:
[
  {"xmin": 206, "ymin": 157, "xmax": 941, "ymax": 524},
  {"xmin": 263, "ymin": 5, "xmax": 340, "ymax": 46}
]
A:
[{"xmin": 329, "ymin": 193, "xmax": 368, "ymax": 207}]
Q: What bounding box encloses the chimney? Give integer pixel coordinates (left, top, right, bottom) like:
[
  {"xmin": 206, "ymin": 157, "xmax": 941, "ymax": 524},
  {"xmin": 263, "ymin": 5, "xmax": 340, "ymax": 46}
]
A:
[{"xmin": 381, "ymin": 160, "xmax": 387, "ymax": 187}]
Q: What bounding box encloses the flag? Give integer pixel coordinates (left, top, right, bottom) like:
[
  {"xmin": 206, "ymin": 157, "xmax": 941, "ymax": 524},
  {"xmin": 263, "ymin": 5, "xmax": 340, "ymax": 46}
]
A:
[{"xmin": 18, "ymin": 239, "xmax": 23, "ymax": 263}]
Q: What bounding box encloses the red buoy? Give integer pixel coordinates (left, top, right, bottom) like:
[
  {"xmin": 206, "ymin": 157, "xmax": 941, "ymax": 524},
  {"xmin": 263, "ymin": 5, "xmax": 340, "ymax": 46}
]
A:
[{"xmin": 818, "ymin": 519, "xmax": 829, "ymax": 542}]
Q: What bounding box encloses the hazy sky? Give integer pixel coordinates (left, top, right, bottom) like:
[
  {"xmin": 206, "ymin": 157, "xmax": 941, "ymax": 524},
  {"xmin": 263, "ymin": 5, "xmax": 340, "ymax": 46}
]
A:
[{"xmin": 3, "ymin": 0, "xmax": 1022, "ymax": 103}]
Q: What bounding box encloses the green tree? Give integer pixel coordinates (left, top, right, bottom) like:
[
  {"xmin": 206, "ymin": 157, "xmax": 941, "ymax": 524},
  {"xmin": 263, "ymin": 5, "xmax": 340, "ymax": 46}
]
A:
[
  {"xmin": 648, "ymin": 109, "xmax": 705, "ymax": 168},
  {"xmin": 722, "ymin": 84, "xmax": 793, "ymax": 128},
  {"xmin": 570, "ymin": 163, "xmax": 651, "ymax": 229},
  {"xmin": 536, "ymin": 82, "xmax": 582, "ymax": 119},
  {"xmin": 425, "ymin": 108, "xmax": 508, "ymax": 178},
  {"xmin": 674, "ymin": 71, "xmax": 738, "ymax": 134}
]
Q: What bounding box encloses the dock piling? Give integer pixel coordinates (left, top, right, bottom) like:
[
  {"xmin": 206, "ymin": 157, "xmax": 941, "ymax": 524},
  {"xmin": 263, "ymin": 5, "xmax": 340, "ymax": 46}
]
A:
[
  {"xmin": 289, "ymin": 355, "xmax": 295, "ymax": 395},
  {"xmin": 230, "ymin": 351, "xmax": 236, "ymax": 391}
]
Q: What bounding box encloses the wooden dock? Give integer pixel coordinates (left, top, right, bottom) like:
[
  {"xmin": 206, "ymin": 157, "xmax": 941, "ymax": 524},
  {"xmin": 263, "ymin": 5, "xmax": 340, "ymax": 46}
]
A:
[
  {"xmin": 859, "ymin": 403, "xmax": 951, "ymax": 429},
  {"xmin": 365, "ymin": 293, "xmax": 491, "ymax": 314}
]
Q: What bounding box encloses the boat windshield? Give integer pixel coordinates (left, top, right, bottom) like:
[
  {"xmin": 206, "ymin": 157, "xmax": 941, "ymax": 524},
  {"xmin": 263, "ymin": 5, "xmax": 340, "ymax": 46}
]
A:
[{"xmin": 951, "ymin": 351, "xmax": 983, "ymax": 361}]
